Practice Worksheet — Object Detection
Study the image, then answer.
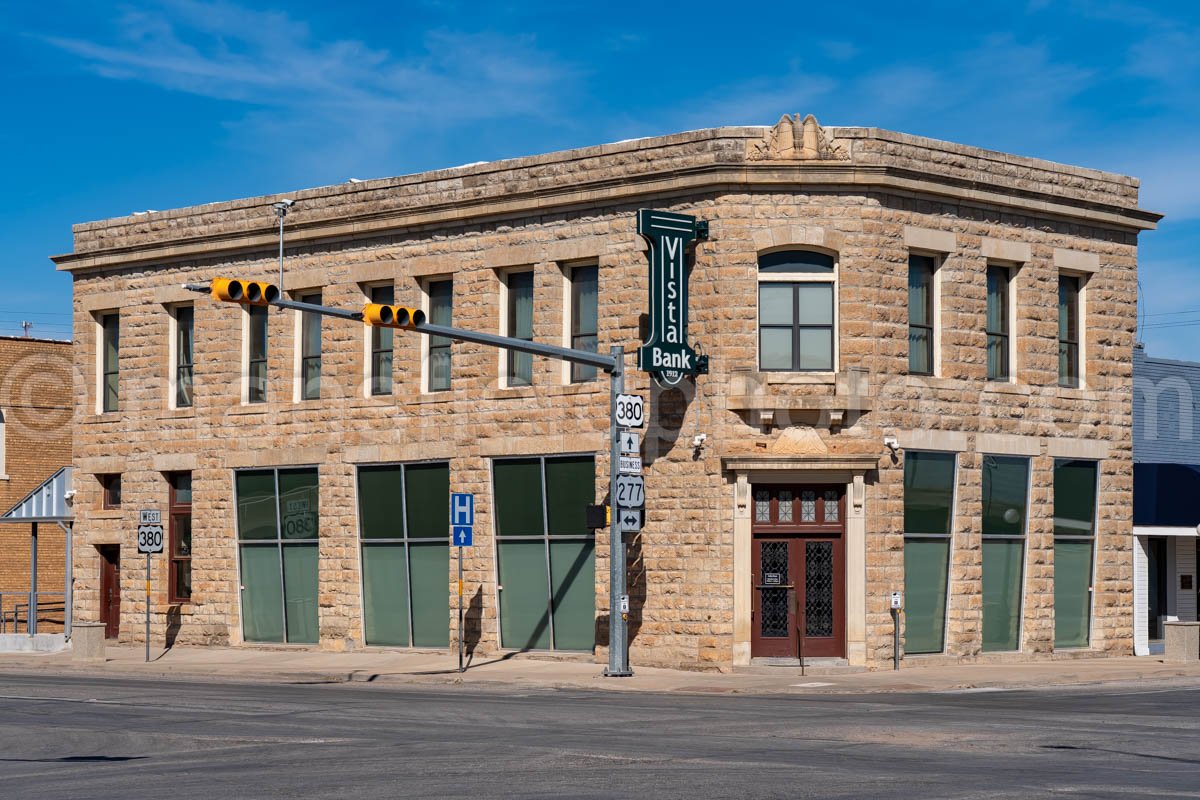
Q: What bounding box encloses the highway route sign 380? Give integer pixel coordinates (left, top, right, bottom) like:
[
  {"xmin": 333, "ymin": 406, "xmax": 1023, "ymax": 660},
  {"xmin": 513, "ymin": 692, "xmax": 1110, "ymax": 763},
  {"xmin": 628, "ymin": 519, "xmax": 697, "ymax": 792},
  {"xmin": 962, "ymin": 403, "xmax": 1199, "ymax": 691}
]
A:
[{"xmin": 137, "ymin": 524, "xmax": 164, "ymax": 554}]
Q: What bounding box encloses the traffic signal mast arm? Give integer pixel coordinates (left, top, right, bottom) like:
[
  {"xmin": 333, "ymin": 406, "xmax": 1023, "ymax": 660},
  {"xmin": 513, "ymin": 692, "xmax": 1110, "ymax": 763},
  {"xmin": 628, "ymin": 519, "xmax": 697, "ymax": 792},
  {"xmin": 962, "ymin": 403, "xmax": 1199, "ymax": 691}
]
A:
[{"xmin": 183, "ymin": 281, "xmax": 616, "ymax": 371}]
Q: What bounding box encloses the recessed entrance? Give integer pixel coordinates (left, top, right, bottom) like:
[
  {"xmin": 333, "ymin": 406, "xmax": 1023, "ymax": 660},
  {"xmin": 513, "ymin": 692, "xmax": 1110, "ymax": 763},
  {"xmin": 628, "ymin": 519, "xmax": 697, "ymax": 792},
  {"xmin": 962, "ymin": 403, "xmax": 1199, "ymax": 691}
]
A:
[{"xmin": 750, "ymin": 485, "xmax": 845, "ymax": 659}]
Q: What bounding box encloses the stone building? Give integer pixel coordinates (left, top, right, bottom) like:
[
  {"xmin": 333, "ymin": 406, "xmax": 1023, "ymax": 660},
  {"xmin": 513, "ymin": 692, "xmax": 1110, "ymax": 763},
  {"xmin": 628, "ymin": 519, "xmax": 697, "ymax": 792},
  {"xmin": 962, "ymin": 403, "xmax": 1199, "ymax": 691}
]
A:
[
  {"xmin": 0, "ymin": 336, "xmax": 73, "ymax": 633},
  {"xmin": 53, "ymin": 115, "xmax": 1160, "ymax": 668}
]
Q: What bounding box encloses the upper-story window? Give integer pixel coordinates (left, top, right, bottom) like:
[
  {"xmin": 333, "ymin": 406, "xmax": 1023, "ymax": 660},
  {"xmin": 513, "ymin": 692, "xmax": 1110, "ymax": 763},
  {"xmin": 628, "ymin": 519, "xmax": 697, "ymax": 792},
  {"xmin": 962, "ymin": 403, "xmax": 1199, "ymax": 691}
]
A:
[
  {"xmin": 247, "ymin": 305, "xmax": 268, "ymax": 404},
  {"xmin": 505, "ymin": 270, "xmax": 534, "ymax": 387},
  {"xmin": 986, "ymin": 266, "xmax": 1012, "ymax": 381},
  {"xmin": 757, "ymin": 250, "xmax": 836, "ymax": 372},
  {"xmin": 99, "ymin": 473, "xmax": 122, "ymax": 509},
  {"xmin": 426, "ymin": 279, "xmax": 453, "ymax": 392},
  {"xmin": 172, "ymin": 305, "xmax": 195, "ymax": 408},
  {"xmin": 569, "ymin": 264, "xmax": 598, "ymax": 383},
  {"xmin": 907, "ymin": 255, "xmax": 936, "ymax": 375},
  {"xmin": 98, "ymin": 312, "xmax": 120, "ymax": 413},
  {"xmin": 1058, "ymin": 274, "xmax": 1081, "ymax": 388},
  {"xmin": 298, "ymin": 292, "xmax": 322, "ymax": 401},
  {"xmin": 368, "ymin": 284, "xmax": 394, "ymax": 396}
]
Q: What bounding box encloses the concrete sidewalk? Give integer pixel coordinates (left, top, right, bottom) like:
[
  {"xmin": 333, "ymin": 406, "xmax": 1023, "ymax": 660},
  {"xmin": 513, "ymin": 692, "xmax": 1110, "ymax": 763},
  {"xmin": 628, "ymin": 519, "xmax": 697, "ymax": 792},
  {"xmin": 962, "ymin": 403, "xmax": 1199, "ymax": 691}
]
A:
[{"xmin": 3, "ymin": 644, "xmax": 1200, "ymax": 695}]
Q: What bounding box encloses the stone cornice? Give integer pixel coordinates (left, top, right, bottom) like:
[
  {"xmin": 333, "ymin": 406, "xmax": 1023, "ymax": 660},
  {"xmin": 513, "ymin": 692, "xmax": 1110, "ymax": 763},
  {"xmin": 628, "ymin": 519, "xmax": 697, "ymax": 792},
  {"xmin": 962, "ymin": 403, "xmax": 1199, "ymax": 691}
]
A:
[{"xmin": 53, "ymin": 159, "xmax": 1162, "ymax": 275}]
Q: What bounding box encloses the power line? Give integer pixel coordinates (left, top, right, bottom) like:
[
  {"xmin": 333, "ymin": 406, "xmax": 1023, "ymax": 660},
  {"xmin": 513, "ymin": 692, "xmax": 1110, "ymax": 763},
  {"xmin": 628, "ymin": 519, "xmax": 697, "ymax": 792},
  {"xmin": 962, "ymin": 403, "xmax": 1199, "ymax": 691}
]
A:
[{"xmin": 1141, "ymin": 320, "xmax": 1200, "ymax": 330}]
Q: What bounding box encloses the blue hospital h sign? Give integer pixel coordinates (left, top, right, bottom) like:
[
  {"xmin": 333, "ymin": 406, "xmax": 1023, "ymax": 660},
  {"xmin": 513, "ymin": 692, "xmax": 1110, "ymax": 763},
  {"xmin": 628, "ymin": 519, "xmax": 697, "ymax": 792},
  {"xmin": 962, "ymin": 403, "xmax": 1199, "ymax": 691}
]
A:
[
  {"xmin": 635, "ymin": 209, "xmax": 708, "ymax": 385},
  {"xmin": 451, "ymin": 493, "xmax": 474, "ymax": 527}
]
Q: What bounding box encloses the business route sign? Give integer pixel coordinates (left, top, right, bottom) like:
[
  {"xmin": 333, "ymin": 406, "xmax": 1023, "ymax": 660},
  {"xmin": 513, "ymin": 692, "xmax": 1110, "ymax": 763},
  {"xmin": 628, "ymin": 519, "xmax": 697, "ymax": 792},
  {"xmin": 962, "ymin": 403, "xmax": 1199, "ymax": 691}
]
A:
[{"xmin": 635, "ymin": 209, "xmax": 708, "ymax": 386}]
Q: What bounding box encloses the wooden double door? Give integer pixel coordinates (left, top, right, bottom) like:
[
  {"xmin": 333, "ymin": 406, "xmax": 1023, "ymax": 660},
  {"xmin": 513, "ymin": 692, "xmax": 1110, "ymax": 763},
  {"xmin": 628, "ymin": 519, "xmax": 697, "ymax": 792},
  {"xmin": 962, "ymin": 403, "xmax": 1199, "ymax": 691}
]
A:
[{"xmin": 751, "ymin": 485, "xmax": 846, "ymax": 659}]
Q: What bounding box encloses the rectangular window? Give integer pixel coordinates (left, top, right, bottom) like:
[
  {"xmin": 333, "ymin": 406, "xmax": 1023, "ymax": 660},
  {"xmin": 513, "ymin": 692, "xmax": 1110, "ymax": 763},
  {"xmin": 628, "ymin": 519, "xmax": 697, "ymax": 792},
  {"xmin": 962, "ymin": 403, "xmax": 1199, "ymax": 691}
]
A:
[
  {"xmin": 986, "ymin": 266, "xmax": 1010, "ymax": 381},
  {"xmin": 174, "ymin": 305, "xmax": 195, "ymax": 408},
  {"xmin": 169, "ymin": 472, "xmax": 193, "ymax": 603},
  {"xmin": 247, "ymin": 305, "xmax": 268, "ymax": 404},
  {"xmin": 981, "ymin": 455, "xmax": 1030, "ymax": 651},
  {"xmin": 506, "ymin": 271, "xmax": 534, "ymax": 386},
  {"xmin": 369, "ymin": 284, "xmax": 394, "ymax": 395},
  {"xmin": 357, "ymin": 462, "xmax": 450, "ymax": 647},
  {"xmin": 427, "ymin": 279, "xmax": 453, "ymax": 392},
  {"xmin": 758, "ymin": 282, "xmax": 834, "ymax": 371},
  {"xmin": 1059, "ymin": 274, "xmax": 1080, "ymax": 387},
  {"xmin": 300, "ymin": 292, "xmax": 322, "ymax": 401},
  {"xmin": 493, "ymin": 455, "xmax": 596, "ymax": 651},
  {"xmin": 1053, "ymin": 459, "xmax": 1097, "ymax": 648},
  {"xmin": 100, "ymin": 313, "xmax": 120, "ymax": 412},
  {"xmin": 99, "ymin": 473, "xmax": 122, "ymax": 509},
  {"xmin": 902, "ymin": 451, "xmax": 955, "ymax": 654},
  {"xmin": 570, "ymin": 265, "xmax": 598, "ymax": 383},
  {"xmin": 235, "ymin": 468, "xmax": 319, "ymax": 643},
  {"xmin": 907, "ymin": 255, "xmax": 935, "ymax": 375}
]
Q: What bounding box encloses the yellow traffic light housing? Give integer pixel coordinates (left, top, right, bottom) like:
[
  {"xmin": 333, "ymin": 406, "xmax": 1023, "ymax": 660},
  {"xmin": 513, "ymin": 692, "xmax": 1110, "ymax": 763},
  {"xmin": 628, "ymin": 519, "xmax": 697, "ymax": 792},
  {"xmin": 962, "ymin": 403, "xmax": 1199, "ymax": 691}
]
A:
[
  {"xmin": 211, "ymin": 278, "xmax": 280, "ymax": 306},
  {"xmin": 362, "ymin": 303, "xmax": 427, "ymax": 329}
]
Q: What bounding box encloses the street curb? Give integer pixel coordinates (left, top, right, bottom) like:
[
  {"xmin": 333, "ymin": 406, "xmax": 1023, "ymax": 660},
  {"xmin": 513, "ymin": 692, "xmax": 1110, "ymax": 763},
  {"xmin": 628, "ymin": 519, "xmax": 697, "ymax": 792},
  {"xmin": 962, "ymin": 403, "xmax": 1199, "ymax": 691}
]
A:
[{"xmin": 1, "ymin": 660, "xmax": 1199, "ymax": 697}]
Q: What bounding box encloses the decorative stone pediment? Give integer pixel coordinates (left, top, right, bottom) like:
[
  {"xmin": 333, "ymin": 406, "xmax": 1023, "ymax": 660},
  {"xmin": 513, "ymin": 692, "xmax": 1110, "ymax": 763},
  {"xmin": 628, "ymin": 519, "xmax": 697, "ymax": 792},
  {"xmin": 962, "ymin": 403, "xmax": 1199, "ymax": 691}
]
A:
[{"xmin": 748, "ymin": 114, "xmax": 848, "ymax": 161}]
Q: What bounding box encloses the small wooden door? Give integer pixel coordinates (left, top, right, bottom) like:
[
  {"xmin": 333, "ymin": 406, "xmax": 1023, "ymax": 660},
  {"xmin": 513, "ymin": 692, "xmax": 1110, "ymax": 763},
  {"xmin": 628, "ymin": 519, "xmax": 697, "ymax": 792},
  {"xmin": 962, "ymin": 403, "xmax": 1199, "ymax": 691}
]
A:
[
  {"xmin": 99, "ymin": 545, "xmax": 121, "ymax": 639},
  {"xmin": 750, "ymin": 486, "xmax": 846, "ymax": 659}
]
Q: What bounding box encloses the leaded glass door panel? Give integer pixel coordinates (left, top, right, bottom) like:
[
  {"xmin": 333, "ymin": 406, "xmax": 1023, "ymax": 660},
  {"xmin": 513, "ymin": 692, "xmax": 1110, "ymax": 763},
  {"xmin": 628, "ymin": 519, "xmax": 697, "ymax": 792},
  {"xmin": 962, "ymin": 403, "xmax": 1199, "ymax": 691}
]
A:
[{"xmin": 751, "ymin": 537, "xmax": 797, "ymax": 658}]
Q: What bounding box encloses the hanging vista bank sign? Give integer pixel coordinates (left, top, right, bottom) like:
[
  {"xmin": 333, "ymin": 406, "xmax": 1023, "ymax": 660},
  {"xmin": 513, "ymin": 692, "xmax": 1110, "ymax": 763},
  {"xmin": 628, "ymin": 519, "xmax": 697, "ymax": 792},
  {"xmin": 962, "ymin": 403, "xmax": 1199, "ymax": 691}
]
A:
[{"xmin": 636, "ymin": 209, "xmax": 709, "ymax": 386}]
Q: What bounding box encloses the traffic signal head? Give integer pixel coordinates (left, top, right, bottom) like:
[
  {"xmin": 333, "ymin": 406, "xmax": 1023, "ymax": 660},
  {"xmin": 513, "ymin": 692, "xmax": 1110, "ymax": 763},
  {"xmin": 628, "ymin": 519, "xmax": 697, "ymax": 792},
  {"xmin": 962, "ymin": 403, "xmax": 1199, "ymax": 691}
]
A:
[
  {"xmin": 362, "ymin": 303, "xmax": 427, "ymax": 329},
  {"xmin": 211, "ymin": 278, "xmax": 280, "ymax": 306}
]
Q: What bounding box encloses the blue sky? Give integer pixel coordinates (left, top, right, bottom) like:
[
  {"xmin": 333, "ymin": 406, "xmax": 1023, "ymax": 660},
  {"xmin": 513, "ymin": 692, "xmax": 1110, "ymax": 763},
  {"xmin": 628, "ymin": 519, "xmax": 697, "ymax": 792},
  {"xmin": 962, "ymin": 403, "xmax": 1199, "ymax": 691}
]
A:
[{"xmin": 3, "ymin": 1, "xmax": 1198, "ymax": 356}]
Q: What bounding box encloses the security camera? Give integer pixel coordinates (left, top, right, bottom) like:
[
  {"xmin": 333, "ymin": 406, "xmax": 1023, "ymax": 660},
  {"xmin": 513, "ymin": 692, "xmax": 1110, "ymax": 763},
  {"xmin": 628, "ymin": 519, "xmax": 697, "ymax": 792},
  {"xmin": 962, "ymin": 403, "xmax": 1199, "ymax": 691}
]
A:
[
  {"xmin": 883, "ymin": 436, "xmax": 900, "ymax": 453},
  {"xmin": 692, "ymin": 433, "xmax": 708, "ymax": 448},
  {"xmin": 273, "ymin": 199, "xmax": 295, "ymax": 208},
  {"xmin": 63, "ymin": 489, "xmax": 77, "ymax": 505}
]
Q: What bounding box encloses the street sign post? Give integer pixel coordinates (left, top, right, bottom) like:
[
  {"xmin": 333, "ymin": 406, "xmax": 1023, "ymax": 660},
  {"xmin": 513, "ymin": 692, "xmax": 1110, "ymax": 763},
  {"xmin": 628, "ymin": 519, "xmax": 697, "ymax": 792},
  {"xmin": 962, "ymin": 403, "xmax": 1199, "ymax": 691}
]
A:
[
  {"xmin": 137, "ymin": 510, "xmax": 164, "ymax": 663},
  {"xmin": 451, "ymin": 493, "xmax": 474, "ymax": 673}
]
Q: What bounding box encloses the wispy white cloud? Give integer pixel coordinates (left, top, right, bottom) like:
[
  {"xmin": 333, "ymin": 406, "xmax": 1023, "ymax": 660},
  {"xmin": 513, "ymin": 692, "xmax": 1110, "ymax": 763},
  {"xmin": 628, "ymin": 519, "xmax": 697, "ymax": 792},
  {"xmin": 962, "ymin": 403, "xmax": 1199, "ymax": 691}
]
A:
[{"xmin": 38, "ymin": 0, "xmax": 578, "ymax": 172}]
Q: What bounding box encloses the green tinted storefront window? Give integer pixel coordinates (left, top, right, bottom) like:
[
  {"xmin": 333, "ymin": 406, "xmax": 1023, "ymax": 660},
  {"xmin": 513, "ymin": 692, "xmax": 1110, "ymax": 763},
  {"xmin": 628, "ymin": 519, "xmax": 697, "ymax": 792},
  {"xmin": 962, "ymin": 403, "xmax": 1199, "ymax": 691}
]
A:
[
  {"xmin": 235, "ymin": 468, "xmax": 320, "ymax": 644},
  {"xmin": 356, "ymin": 463, "xmax": 450, "ymax": 648},
  {"xmin": 494, "ymin": 456, "xmax": 596, "ymax": 652},
  {"xmin": 1053, "ymin": 460, "xmax": 1097, "ymax": 648},
  {"xmin": 902, "ymin": 451, "xmax": 956, "ymax": 655},
  {"xmin": 981, "ymin": 456, "xmax": 1029, "ymax": 651}
]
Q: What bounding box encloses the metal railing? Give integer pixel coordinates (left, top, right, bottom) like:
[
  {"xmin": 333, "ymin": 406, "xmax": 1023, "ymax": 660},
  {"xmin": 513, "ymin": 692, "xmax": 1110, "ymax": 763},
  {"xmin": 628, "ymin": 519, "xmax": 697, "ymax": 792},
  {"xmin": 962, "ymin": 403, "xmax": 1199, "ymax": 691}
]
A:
[{"xmin": 0, "ymin": 592, "xmax": 65, "ymax": 634}]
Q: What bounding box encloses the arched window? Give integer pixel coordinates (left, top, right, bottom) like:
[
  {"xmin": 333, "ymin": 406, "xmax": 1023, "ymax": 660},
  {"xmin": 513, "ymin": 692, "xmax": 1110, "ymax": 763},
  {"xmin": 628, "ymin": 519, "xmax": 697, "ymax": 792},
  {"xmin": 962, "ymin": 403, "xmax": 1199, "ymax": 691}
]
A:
[{"xmin": 757, "ymin": 250, "xmax": 836, "ymax": 371}]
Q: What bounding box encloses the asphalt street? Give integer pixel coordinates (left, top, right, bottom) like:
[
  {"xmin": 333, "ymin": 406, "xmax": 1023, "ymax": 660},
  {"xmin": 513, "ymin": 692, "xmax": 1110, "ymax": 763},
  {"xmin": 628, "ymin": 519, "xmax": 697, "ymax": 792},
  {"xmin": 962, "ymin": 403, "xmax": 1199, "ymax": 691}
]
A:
[{"xmin": 0, "ymin": 672, "xmax": 1197, "ymax": 799}]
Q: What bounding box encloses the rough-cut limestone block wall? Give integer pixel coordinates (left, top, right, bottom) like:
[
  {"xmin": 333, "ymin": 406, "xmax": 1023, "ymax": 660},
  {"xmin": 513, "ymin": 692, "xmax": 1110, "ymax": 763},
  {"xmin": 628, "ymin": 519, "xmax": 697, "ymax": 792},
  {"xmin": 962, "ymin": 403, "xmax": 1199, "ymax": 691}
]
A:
[
  {"xmin": 67, "ymin": 124, "xmax": 1143, "ymax": 667},
  {"xmin": 0, "ymin": 337, "xmax": 72, "ymax": 630}
]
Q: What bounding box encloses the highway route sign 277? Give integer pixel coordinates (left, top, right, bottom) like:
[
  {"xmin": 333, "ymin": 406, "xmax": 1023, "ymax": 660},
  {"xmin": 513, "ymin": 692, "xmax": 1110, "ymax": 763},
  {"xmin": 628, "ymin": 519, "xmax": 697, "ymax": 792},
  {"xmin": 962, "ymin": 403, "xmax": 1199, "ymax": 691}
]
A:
[{"xmin": 615, "ymin": 475, "xmax": 645, "ymax": 508}]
